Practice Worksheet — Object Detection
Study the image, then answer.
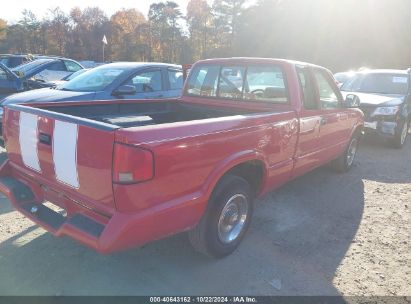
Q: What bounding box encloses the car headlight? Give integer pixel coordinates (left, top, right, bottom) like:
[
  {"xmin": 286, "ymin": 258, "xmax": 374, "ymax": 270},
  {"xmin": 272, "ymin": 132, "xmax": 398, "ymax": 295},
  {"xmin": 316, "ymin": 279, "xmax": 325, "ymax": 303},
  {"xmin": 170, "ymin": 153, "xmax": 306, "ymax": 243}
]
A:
[{"xmin": 372, "ymin": 106, "xmax": 400, "ymax": 116}]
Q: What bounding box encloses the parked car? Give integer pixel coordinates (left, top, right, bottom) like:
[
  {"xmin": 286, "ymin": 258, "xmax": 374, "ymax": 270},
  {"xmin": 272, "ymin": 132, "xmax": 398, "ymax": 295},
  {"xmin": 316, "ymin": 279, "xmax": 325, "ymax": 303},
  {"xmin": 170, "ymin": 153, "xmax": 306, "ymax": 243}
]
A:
[
  {"xmin": 41, "ymin": 68, "xmax": 90, "ymax": 88},
  {"xmin": 0, "ymin": 63, "xmax": 24, "ymax": 100},
  {"xmin": 11, "ymin": 58, "xmax": 84, "ymax": 83},
  {"xmin": 0, "ymin": 58, "xmax": 84, "ymax": 98},
  {"xmin": 341, "ymin": 69, "xmax": 411, "ymax": 148},
  {"xmin": 0, "ymin": 58, "xmax": 363, "ymax": 257},
  {"xmin": 1, "ymin": 62, "xmax": 183, "ymax": 105},
  {"xmin": 0, "ymin": 54, "xmax": 33, "ymax": 68}
]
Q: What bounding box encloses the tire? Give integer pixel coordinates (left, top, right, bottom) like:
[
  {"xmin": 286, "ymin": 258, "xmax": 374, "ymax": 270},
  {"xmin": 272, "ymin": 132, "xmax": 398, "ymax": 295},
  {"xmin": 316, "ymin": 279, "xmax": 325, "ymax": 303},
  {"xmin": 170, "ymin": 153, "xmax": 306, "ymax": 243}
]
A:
[
  {"xmin": 391, "ymin": 120, "xmax": 408, "ymax": 149},
  {"xmin": 188, "ymin": 175, "xmax": 253, "ymax": 258},
  {"xmin": 332, "ymin": 134, "xmax": 360, "ymax": 173}
]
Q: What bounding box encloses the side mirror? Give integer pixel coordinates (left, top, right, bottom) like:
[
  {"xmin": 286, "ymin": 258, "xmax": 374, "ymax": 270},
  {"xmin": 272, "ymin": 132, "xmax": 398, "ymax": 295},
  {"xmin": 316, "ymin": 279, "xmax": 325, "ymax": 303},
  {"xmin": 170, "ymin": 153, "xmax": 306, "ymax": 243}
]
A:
[
  {"xmin": 344, "ymin": 94, "xmax": 360, "ymax": 108},
  {"xmin": 112, "ymin": 85, "xmax": 136, "ymax": 96}
]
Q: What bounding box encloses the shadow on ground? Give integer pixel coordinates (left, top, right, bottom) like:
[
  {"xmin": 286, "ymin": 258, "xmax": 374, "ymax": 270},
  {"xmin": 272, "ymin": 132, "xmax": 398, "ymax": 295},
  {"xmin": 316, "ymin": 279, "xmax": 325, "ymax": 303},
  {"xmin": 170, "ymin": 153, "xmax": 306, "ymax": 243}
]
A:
[{"xmin": 0, "ymin": 135, "xmax": 409, "ymax": 295}]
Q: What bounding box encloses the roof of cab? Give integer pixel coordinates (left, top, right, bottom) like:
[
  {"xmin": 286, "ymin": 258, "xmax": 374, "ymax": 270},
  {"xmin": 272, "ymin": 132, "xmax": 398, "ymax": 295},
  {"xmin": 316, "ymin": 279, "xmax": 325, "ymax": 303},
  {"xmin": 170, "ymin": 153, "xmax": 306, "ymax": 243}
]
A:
[{"xmin": 193, "ymin": 57, "xmax": 326, "ymax": 69}]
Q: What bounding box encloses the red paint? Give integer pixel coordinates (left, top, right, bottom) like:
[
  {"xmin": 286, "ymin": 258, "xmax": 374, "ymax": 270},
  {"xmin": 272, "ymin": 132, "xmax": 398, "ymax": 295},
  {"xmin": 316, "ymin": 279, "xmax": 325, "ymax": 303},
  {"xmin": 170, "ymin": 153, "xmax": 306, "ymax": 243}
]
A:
[{"xmin": 0, "ymin": 58, "xmax": 363, "ymax": 253}]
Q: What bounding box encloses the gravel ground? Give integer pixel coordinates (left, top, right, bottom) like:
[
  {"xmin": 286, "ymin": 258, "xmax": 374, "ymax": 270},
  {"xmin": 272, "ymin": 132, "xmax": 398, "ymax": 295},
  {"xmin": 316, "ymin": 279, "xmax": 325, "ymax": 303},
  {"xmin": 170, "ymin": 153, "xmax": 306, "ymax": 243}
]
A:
[{"xmin": 0, "ymin": 135, "xmax": 409, "ymax": 296}]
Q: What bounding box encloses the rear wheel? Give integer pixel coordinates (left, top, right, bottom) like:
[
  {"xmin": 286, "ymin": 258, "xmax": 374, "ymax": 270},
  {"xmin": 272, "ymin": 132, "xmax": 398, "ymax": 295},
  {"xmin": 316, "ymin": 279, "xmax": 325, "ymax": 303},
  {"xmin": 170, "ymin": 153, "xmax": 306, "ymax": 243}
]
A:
[
  {"xmin": 188, "ymin": 175, "xmax": 253, "ymax": 258},
  {"xmin": 391, "ymin": 120, "xmax": 408, "ymax": 149},
  {"xmin": 332, "ymin": 135, "xmax": 360, "ymax": 173}
]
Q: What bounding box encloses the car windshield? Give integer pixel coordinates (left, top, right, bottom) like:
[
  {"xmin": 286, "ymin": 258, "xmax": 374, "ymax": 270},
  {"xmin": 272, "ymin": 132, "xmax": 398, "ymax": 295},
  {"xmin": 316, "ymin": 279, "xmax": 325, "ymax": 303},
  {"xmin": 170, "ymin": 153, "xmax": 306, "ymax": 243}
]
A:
[
  {"xmin": 11, "ymin": 59, "xmax": 52, "ymax": 74},
  {"xmin": 65, "ymin": 69, "xmax": 88, "ymax": 81},
  {"xmin": 59, "ymin": 66, "xmax": 127, "ymax": 92},
  {"xmin": 341, "ymin": 73, "xmax": 409, "ymax": 95}
]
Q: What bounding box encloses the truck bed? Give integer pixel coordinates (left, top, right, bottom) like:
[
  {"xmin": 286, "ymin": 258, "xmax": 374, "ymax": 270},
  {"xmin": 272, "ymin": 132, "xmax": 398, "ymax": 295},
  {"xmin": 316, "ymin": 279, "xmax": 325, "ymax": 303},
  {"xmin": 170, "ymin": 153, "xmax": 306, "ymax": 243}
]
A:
[{"xmin": 38, "ymin": 100, "xmax": 256, "ymax": 128}]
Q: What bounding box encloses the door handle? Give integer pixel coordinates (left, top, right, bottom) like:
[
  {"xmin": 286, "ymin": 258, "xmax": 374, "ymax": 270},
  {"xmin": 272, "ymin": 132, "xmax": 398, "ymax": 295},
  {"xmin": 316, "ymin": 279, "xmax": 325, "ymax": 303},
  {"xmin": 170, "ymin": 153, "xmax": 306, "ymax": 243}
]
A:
[{"xmin": 320, "ymin": 117, "xmax": 328, "ymax": 125}]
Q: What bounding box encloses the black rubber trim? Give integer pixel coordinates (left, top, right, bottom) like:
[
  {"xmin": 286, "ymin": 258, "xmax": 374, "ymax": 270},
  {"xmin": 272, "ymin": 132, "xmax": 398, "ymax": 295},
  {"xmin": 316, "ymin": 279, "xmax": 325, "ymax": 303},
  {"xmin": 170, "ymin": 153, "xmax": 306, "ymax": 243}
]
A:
[
  {"xmin": 5, "ymin": 104, "xmax": 119, "ymax": 132},
  {"xmin": 67, "ymin": 214, "xmax": 104, "ymax": 238},
  {"xmin": 0, "ymin": 176, "xmax": 35, "ymax": 202}
]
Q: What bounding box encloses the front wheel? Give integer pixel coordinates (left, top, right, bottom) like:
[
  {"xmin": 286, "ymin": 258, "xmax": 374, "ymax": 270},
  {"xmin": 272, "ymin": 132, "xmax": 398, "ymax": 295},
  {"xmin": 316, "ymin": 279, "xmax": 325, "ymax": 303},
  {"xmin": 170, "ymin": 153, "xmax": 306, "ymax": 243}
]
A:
[
  {"xmin": 391, "ymin": 120, "xmax": 408, "ymax": 149},
  {"xmin": 188, "ymin": 175, "xmax": 253, "ymax": 258},
  {"xmin": 332, "ymin": 135, "xmax": 359, "ymax": 173}
]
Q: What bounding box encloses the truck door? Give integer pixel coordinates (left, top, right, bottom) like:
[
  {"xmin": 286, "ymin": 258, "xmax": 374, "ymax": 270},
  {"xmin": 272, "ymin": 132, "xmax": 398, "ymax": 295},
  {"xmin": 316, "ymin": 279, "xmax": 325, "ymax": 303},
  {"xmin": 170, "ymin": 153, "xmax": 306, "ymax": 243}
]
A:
[
  {"xmin": 293, "ymin": 66, "xmax": 323, "ymax": 177},
  {"xmin": 312, "ymin": 68, "xmax": 350, "ymax": 161}
]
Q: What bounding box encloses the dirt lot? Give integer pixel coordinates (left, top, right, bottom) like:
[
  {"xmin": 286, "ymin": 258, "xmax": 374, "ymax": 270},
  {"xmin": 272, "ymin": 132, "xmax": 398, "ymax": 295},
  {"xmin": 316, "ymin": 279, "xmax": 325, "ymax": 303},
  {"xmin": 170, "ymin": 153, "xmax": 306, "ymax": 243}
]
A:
[{"xmin": 0, "ymin": 136, "xmax": 410, "ymax": 296}]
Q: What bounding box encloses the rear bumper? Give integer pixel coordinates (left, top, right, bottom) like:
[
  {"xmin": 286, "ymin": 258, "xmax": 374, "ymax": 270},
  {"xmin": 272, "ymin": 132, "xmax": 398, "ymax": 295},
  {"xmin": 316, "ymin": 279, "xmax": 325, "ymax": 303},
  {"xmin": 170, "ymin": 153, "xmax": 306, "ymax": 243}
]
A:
[{"xmin": 0, "ymin": 160, "xmax": 205, "ymax": 253}]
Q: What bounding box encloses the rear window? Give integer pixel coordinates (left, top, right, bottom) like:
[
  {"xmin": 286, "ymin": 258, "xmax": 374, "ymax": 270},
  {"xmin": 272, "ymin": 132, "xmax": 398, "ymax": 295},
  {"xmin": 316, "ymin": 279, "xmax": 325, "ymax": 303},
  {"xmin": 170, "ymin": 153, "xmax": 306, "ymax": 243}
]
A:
[{"xmin": 185, "ymin": 64, "xmax": 288, "ymax": 103}]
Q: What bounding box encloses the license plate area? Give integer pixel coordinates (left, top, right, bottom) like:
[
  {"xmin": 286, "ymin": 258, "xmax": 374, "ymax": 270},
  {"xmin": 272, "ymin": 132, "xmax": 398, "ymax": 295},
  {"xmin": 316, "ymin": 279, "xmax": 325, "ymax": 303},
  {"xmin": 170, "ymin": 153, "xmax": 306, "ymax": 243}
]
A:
[
  {"xmin": 364, "ymin": 121, "xmax": 377, "ymax": 130},
  {"xmin": 43, "ymin": 201, "xmax": 67, "ymax": 217}
]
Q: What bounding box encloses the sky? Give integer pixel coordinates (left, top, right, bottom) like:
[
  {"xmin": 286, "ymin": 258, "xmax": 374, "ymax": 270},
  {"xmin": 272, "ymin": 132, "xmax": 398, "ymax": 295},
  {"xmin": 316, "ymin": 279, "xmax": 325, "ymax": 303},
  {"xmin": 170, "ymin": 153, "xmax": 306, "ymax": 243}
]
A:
[{"xmin": 0, "ymin": 0, "xmax": 192, "ymax": 23}]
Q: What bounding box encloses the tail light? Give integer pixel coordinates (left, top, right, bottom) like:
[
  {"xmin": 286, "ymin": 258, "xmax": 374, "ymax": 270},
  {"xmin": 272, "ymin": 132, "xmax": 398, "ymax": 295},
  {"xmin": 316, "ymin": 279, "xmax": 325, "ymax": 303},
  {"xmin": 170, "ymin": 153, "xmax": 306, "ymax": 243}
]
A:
[{"xmin": 113, "ymin": 143, "xmax": 154, "ymax": 184}]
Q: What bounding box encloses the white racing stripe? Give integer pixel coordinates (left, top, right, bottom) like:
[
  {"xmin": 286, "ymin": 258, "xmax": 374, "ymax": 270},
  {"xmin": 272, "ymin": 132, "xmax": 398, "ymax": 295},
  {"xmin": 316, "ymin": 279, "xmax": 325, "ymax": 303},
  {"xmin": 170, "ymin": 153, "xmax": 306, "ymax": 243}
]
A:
[
  {"xmin": 53, "ymin": 120, "xmax": 79, "ymax": 189},
  {"xmin": 19, "ymin": 112, "xmax": 41, "ymax": 172}
]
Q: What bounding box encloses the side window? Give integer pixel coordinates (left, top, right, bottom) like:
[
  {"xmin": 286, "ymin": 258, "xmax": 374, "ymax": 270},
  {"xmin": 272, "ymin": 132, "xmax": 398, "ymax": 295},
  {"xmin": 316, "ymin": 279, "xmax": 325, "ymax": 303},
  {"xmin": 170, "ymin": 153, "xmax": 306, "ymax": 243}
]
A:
[
  {"xmin": 47, "ymin": 61, "xmax": 67, "ymax": 71},
  {"xmin": 313, "ymin": 70, "xmax": 340, "ymax": 109},
  {"xmin": 127, "ymin": 70, "xmax": 162, "ymax": 92},
  {"xmin": 245, "ymin": 66, "xmax": 288, "ymax": 103},
  {"xmin": 218, "ymin": 66, "xmax": 245, "ymax": 99},
  {"xmin": 167, "ymin": 69, "xmax": 183, "ymax": 90},
  {"xmin": 297, "ymin": 67, "xmax": 318, "ymax": 109},
  {"xmin": 185, "ymin": 65, "xmax": 219, "ymax": 97},
  {"xmin": 65, "ymin": 61, "xmax": 83, "ymax": 72}
]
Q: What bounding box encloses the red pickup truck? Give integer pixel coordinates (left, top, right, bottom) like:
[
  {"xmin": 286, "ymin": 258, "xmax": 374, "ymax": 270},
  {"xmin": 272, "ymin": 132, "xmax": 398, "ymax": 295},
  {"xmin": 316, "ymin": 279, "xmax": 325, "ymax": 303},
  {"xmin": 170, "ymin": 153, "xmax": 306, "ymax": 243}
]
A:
[{"xmin": 0, "ymin": 58, "xmax": 363, "ymax": 257}]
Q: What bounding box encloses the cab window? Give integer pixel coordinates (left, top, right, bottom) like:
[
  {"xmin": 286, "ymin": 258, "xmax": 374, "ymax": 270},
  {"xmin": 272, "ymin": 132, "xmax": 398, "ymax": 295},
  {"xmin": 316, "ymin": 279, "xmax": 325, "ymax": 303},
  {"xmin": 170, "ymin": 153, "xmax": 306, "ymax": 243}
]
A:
[
  {"xmin": 185, "ymin": 64, "xmax": 288, "ymax": 103},
  {"xmin": 297, "ymin": 67, "xmax": 318, "ymax": 110},
  {"xmin": 245, "ymin": 66, "xmax": 288, "ymax": 103},
  {"xmin": 185, "ymin": 65, "xmax": 219, "ymax": 97},
  {"xmin": 313, "ymin": 70, "xmax": 340, "ymax": 109},
  {"xmin": 218, "ymin": 66, "xmax": 245, "ymax": 99}
]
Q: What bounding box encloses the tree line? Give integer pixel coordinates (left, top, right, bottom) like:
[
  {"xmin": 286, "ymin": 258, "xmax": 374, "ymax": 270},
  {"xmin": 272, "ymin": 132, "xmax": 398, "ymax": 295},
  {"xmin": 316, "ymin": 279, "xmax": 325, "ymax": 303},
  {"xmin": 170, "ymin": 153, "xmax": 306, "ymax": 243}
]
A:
[{"xmin": 0, "ymin": 0, "xmax": 410, "ymax": 72}]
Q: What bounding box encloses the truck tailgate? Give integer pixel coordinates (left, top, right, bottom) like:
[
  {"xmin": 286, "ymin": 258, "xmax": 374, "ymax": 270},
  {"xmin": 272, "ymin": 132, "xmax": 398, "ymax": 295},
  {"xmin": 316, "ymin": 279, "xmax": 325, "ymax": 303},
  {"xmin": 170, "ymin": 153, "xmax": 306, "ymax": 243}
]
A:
[{"xmin": 4, "ymin": 105, "xmax": 117, "ymax": 211}]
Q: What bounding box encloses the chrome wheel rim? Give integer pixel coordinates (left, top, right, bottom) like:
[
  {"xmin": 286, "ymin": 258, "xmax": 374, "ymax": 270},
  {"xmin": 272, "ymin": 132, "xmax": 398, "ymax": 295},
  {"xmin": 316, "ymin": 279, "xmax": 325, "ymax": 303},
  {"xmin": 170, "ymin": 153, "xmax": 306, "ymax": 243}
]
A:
[
  {"xmin": 400, "ymin": 123, "xmax": 408, "ymax": 145},
  {"xmin": 347, "ymin": 138, "xmax": 358, "ymax": 167},
  {"xmin": 218, "ymin": 194, "xmax": 248, "ymax": 244}
]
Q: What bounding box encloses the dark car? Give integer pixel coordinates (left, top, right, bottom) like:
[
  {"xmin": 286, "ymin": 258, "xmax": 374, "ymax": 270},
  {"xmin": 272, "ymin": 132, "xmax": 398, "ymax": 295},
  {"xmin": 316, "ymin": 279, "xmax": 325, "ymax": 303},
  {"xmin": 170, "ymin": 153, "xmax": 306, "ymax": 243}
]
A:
[
  {"xmin": 0, "ymin": 63, "xmax": 23, "ymax": 100},
  {"xmin": 11, "ymin": 58, "xmax": 83, "ymax": 82},
  {"xmin": 0, "ymin": 54, "xmax": 33, "ymax": 68},
  {"xmin": 0, "ymin": 58, "xmax": 84, "ymax": 99},
  {"xmin": 341, "ymin": 69, "xmax": 411, "ymax": 148}
]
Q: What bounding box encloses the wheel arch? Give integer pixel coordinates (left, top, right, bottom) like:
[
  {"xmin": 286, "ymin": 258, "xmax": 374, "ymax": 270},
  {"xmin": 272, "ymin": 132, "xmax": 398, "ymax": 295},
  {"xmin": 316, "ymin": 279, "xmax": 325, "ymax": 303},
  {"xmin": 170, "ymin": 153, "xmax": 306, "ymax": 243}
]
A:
[{"xmin": 202, "ymin": 151, "xmax": 268, "ymax": 203}]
